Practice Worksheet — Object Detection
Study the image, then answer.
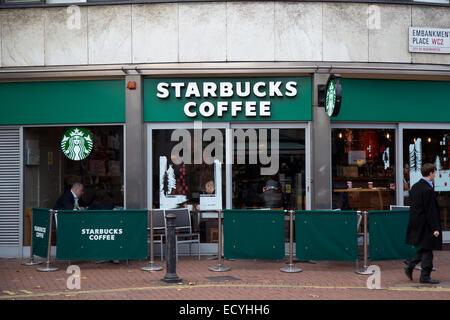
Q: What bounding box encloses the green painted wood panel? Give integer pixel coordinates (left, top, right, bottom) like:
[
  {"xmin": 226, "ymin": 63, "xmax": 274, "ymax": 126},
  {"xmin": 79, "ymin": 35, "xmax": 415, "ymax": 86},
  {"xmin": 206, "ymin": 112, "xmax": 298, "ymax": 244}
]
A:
[
  {"xmin": 368, "ymin": 210, "xmax": 418, "ymax": 261},
  {"xmin": 223, "ymin": 210, "xmax": 285, "ymax": 260},
  {"xmin": 56, "ymin": 210, "xmax": 148, "ymax": 261},
  {"xmin": 0, "ymin": 80, "xmax": 125, "ymax": 125},
  {"xmin": 332, "ymin": 79, "xmax": 450, "ymax": 122},
  {"xmin": 295, "ymin": 211, "xmax": 358, "ymax": 261}
]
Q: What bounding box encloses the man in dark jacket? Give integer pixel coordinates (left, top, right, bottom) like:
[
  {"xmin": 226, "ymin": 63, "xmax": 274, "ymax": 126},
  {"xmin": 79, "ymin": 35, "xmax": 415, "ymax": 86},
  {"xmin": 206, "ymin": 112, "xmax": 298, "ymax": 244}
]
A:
[
  {"xmin": 404, "ymin": 163, "xmax": 442, "ymax": 284},
  {"xmin": 260, "ymin": 179, "xmax": 284, "ymax": 209},
  {"xmin": 54, "ymin": 182, "xmax": 85, "ymax": 210}
]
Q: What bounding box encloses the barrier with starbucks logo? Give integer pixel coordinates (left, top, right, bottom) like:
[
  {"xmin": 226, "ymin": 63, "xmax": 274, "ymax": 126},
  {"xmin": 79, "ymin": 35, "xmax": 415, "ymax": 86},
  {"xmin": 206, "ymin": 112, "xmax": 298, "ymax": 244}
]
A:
[{"xmin": 56, "ymin": 210, "xmax": 148, "ymax": 260}]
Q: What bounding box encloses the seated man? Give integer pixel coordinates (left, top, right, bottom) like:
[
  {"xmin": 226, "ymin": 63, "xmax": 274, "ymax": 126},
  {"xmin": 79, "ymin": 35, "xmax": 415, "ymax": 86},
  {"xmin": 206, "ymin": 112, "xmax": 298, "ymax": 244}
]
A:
[
  {"xmin": 260, "ymin": 179, "xmax": 284, "ymax": 209},
  {"xmin": 54, "ymin": 182, "xmax": 85, "ymax": 210}
]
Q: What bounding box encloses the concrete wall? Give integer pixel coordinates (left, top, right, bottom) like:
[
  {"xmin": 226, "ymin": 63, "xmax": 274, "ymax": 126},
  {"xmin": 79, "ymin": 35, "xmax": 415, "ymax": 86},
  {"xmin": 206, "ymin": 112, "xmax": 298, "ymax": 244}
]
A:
[{"xmin": 0, "ymin": 2, "xmax": 449, "ymax": 67}]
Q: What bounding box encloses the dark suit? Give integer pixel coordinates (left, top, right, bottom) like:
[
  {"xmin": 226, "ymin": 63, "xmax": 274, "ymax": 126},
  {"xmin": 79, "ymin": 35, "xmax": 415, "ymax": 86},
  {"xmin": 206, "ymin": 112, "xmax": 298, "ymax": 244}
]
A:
[
  {"xmin": 405, "ymin": 178, "xmax": 442, "ymax": 280},
  {"xmin": 53, "ymin": 190, "xmax": 76, "ymax": 210}
]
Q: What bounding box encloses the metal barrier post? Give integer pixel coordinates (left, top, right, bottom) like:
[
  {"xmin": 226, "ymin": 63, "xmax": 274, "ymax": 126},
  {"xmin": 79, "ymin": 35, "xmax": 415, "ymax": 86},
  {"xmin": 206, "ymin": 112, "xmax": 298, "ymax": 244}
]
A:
[
  {"xmin": 36, "ymin": 210, "xmax": 59, "ymax": 272},
  {"xmin": 209, "ymin": 210, "xmax": 230, "ymax": 272},
  {"xmin": 162, "ymin": 213, "xmax": 181, "ymax": 282},
  {"xmin": 281, "ymin": 210, "xmax": 302, "ymax": 273},
  {"xmin": 355, "ymin": 211, "xmax": 374, "ymax": 275},
  {"xmin": 142, "ymin": 210, "xmax": 163, "ymax": 272},
  {"xmin": 22, "ymin": 209, "xmax": 42, "ymax": 266}
]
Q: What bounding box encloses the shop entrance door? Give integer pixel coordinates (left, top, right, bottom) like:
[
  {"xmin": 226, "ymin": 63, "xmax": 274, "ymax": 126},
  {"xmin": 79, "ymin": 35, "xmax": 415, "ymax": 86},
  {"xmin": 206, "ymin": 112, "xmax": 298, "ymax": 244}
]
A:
[
  {"xmin": 148, "ymin": 122, "xmax": 229, "ymax": 253},
  {"xmin": 148, "ymin": 122, "xmax": 310, "ymax": 254}
]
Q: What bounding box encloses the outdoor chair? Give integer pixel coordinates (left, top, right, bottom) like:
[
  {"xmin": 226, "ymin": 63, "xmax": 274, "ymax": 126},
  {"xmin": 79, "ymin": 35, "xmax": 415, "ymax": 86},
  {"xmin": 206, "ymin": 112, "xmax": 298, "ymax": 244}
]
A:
[
  {"xmin": 148, "ymin": 209, "xmax": 166, "ymax": 261},
  {"xmin": 165, "ymin": 208, "xmax": 201, "ymax": 261}
]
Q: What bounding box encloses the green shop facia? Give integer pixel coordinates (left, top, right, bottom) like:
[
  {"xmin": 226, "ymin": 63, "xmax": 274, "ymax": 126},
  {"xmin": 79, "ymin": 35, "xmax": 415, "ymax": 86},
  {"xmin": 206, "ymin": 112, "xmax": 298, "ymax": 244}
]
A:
[{"xmin": 0, "ymin": 75, "xmax": 449, "ymax": 258}]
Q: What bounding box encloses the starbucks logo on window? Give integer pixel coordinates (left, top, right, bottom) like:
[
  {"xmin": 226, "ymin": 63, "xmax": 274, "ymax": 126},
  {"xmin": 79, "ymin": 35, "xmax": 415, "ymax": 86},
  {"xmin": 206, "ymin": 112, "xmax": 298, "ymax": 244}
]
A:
[{"xmin": 61, "ymin": 128, "xmax": 93, "ymax": 161}]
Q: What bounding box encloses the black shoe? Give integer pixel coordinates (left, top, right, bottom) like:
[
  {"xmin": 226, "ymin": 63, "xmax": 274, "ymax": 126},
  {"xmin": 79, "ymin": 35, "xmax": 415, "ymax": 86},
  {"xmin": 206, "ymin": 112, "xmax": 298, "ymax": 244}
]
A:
[
  {"xmin": 419, "ymin": 279, "xmax": 440, "ymax": 284},
  {"xmin": 404, "ymin": 266, "xmax": 413, "ymax": 281}
]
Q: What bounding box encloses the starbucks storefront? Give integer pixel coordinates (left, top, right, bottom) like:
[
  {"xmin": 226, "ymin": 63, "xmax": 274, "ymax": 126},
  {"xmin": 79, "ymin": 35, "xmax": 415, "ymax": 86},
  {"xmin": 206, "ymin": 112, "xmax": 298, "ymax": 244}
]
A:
[
  {"xmin": 0, "ymin": 79, "xmax": 126, "ymax": 256},
  {"xmin": 144, "ymin": 76, "xmax": 312, "ymax": 252}
]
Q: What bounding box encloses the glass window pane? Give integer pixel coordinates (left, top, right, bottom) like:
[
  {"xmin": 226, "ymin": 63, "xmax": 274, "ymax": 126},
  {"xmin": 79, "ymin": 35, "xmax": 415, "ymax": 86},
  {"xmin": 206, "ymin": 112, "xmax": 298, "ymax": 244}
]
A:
[
  {"xmin": 332, "ymin": 128, "xmax": 396, "ymax": 211},
  {"xmin": 232, "ymin": 128, "xmax": 306, "ymax": 211},
  {"xmin": 152, "ymin": 129, "xmax": 226, "ymax": 243},
  {"xmin": 23, "ymin": 126, "xmax": 124, "ymax": 245},
  {"xmin": 403, "ymin": 129, "xmax": 450, "ymax": 231}
]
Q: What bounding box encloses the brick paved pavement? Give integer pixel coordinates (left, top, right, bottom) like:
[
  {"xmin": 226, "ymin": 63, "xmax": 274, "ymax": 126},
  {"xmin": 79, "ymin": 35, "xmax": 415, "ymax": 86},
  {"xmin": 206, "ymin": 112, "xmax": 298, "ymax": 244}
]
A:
[{"xmin": 1, "ymin": 248, "xmax": 450, "ymax": 301}]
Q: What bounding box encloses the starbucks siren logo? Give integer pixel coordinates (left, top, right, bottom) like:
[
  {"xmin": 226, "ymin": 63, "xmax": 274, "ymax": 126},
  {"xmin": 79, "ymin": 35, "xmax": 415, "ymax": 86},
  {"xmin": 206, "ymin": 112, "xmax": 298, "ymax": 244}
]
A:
[
  {"xmin": 61, "ymin": 128, "xmax": 93, "ymax": 161},
  {"xmin": 325, "ymin": 80, "xmax": 336, "ymax": 117}
]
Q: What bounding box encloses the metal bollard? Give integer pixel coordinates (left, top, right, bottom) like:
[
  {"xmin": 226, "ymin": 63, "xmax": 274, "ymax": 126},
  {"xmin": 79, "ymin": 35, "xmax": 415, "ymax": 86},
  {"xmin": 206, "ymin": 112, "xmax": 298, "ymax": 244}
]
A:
[
  {"xmin": 281, "ymin": 210, "xmax": 302, "ymax": 273},
  {"xmin": 142, "ymin": 210, "xmax": 163, "ymax": 272},
  {"xmin": 355, "ymin": 211, "xmax": 374, "ymax": 275},
  {"xmin": 209, "ymin": 210, "xmax": 230, "ymax": 272},
  {"xmin": 162, "ymin": 213, "xmax": 181, "ymax": 283},
  {"xmin": 36, "ymin": 210, "xmax": 59, "ymax": 272}
]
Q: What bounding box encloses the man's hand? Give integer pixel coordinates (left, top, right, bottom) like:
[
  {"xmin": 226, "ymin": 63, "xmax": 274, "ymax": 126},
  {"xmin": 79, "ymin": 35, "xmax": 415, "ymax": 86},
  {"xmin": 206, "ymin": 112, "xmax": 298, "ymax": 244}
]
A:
[{"xmin": 433, "ymin": 231, "xmax": 440, "ymax": 237}]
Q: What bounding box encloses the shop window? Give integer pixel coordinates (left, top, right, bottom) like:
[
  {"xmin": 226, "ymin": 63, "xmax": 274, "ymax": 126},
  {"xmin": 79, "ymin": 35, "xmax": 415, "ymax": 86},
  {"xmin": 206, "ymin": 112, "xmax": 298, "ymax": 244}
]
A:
[
  {"xmin": 403, "ymin": 129, "xmax": 450, "ymax": 231},
  {"xmin": 232, "ymin": 128, "xmax": 306, "ymax": 211},
  {"xmin": 152, "ymin": 129, "xmax": 226, "ymax": 243},
  {"xmin": 332, "ymin": 129, "xmax": 396, "ymax": 211},
  {"xmin": 23, "ymin": 126, "xmax": 124, "ymax": 245},
  {"xmin": 152, "ymin": 127, "xmax": 306, "ymax": 243}
]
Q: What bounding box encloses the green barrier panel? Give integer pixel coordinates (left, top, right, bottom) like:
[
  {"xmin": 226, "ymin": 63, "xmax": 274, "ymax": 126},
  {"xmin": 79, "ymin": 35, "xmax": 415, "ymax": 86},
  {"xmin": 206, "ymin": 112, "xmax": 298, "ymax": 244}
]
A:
[
  {"xmin": 368, "ymin": 210, "xmax": 418, "ymax": 261},
  {"xmin": 224, "ymin": 210, "xmax": 285, "ymax": 260},
  {"xmin": 56, "ymin": 210, "xmax": 148, "ymax": 260},
  {"xmin": 295, "ymin": 211, "xmax": 358, "ymax": 261},
  {"xmin": 32, "ymin": 208, "xmax": 52, "ymax": 258}
]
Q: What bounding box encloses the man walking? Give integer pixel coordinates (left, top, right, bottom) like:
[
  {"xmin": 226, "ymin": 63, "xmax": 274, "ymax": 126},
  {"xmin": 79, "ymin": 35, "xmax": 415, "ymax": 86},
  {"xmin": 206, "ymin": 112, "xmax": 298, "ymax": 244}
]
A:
[{"xmin": 404, "ymin": 163, "xmax": 442, "ymax": 284}]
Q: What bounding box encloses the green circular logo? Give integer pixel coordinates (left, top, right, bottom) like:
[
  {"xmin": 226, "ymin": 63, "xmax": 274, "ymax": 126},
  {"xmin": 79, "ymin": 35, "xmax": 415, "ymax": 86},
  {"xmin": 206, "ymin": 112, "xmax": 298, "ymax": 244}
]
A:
[
  {"xmin": 324, "ymin": 76, "xmax": 342, "ymax": 117},
  {"xmin": 325, "ymin": 80, "xmax": 336, "ymax": 117},
  {"xmin": 61, "ymin": 128, "xmax": 93, "ymax": 161}
]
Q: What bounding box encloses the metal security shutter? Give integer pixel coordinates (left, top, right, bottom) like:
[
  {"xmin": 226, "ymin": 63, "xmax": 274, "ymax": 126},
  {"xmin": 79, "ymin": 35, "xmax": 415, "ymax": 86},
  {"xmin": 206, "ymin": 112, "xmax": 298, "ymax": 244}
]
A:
[{"xmin": 0, "ymin": 128, "xmax": 21, "ymax": 247}]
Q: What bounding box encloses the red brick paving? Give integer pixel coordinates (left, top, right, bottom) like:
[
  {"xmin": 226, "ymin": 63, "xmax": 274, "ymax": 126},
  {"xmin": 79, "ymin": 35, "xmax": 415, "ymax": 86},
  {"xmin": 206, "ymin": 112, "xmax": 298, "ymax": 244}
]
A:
[{"xmin": 1, "ymin": 248, "xmax": 450, "ymax": 301}]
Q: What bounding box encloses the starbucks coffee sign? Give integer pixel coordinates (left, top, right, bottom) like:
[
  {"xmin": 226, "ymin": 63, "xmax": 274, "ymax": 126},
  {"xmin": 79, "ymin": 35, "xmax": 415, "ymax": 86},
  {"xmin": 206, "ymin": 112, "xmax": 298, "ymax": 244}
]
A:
[
  {"xmin": 61, "ymin": 127, "xmax": 93, "ymax": 161},
  {"xmin": 325, "ymin": 75, "xmax": 342, "ymax": 117},
  {"xmin": 144, "ymin": 77, "xmax": 312, "ymax": 122}
]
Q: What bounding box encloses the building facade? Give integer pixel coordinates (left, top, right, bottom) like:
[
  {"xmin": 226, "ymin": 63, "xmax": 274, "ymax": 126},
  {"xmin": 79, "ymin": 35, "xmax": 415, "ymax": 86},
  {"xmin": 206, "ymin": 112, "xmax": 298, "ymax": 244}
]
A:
[{"xmin": 0, "ymin": 0, "xmax": 449, "ymax": 257}]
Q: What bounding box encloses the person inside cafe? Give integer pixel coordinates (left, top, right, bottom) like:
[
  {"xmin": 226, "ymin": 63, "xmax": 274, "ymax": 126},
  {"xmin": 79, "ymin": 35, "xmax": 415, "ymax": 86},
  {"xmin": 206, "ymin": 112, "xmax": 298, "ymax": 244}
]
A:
[
  {"xmin": 88, "ymin": 188, "xmax": 114, "ymax": 210},
  {"xmin": 260, "ymin": 179, "xmax": 284, "ymax": 209},
  {"xmin": 195, "ymin": 180, "xmax": 215, "ymax": 211},
  {"xmin": 54, "ymin": 182, "xmax": 85, "ymax": 210}
]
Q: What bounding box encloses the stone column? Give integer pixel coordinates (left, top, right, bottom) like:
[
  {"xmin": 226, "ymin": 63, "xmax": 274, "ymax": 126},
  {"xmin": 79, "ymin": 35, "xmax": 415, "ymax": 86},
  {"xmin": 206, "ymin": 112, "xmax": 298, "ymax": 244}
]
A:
[
  {"xmin": 125, "ymin": 75, "xmax": 147, "ymax": 209},
  {"xmin": 311, "ymin": 73, "xmax": 332, "ymax": 210}
]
